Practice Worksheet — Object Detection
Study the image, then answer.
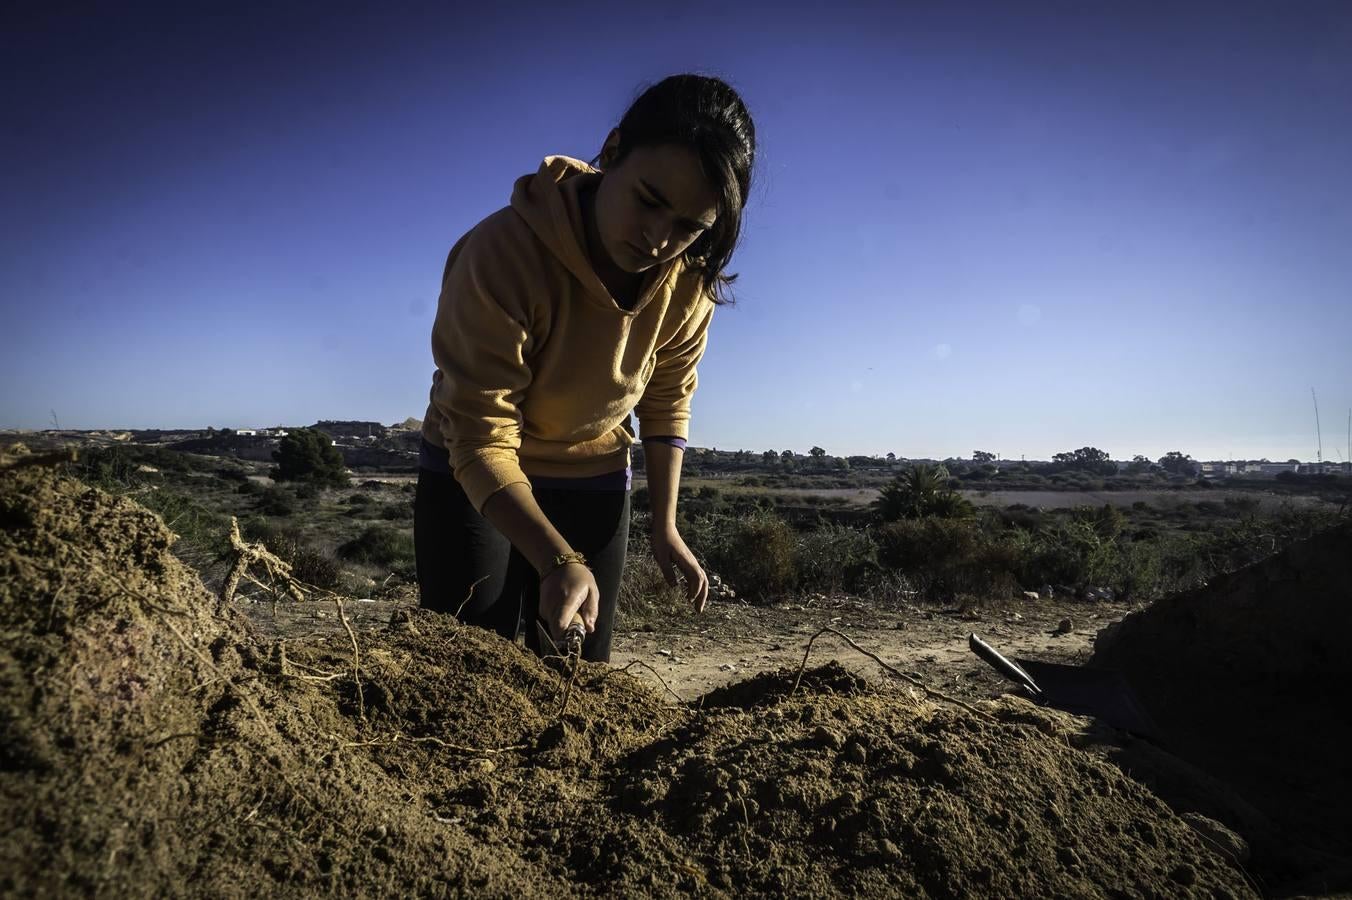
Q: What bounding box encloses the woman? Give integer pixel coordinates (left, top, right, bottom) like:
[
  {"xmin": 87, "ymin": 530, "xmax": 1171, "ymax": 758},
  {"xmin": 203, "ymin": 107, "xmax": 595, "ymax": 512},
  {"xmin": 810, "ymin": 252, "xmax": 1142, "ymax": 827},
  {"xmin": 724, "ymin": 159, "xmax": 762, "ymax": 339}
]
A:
[{"xmin": 414, "ymin": 74, "xmax": 756, "ymax": 662}]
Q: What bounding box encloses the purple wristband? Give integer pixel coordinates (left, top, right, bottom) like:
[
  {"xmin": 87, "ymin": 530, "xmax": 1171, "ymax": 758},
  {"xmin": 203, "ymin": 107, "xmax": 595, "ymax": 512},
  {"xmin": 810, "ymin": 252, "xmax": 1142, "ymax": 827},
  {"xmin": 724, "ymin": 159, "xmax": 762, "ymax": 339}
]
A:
[{"xmin": 641, "ymin": 435, "xmax": 687, "ymax": 450}]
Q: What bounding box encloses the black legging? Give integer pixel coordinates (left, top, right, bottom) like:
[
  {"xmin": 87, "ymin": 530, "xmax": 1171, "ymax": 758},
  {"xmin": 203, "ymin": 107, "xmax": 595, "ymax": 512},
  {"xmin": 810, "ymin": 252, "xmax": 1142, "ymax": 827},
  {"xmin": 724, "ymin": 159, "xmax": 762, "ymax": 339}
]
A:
[{"xmin": 413, "ymin": 467, "xmax": 629, "ymax": 662}]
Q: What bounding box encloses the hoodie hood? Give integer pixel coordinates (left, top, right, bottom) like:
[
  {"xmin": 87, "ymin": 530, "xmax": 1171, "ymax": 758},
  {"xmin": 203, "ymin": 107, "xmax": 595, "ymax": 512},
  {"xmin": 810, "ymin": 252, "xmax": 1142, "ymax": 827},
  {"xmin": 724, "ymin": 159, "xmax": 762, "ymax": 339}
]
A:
[{"xmin": 510, "ymin": 155, "xmax": 676, "ymax": 315}]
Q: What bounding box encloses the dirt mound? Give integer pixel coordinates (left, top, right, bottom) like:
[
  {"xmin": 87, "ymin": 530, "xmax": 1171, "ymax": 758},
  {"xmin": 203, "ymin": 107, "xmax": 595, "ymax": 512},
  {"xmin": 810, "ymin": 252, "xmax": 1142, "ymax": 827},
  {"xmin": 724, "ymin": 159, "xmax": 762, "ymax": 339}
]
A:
[
  {"xmin": 1092, "ymin": 519, "xmax": 1352, "ymax": 891},
  {"xmin": 694, "ymin": 660, "xmax": 870, "ymax": 710},
  {"xmin": 1, "ymin": 452, "xmax": 1255, "ymax": 897}
]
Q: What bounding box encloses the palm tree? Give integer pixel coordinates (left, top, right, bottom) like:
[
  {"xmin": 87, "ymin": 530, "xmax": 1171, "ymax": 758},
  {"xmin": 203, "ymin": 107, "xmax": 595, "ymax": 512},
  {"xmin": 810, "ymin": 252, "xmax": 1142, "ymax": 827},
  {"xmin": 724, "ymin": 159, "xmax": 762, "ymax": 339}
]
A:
[{"xmin": 872, "ymin": 464, "xmax": 972, "ymax": 521}]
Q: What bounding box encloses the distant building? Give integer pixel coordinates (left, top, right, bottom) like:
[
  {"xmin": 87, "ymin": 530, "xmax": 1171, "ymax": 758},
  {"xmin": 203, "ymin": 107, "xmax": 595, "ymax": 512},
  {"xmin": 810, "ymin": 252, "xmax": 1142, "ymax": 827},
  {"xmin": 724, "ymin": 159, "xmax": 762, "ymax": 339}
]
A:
[{"xmin": 1200, "ymin": 460, "xmax": 1302, "ymax": 478}]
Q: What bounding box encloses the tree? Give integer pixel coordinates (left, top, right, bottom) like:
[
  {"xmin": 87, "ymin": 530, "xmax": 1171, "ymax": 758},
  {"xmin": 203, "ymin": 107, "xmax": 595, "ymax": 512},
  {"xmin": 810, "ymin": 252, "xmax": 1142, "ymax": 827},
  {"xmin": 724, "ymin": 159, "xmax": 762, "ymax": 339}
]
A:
[
  {"xmin": 762, "ymin": 449, "xmax": 778, "ymax": 463},
  {"xmin": 872, "ymin": 464, "xmax": 974, "ymax": 522},
  {"xmin": 809, "ymin": 446, "xmax": 826, "ymax": 458},
  {"xmin": 972, "ymin": 450, "xmax": 996, "ymax": 463},
  {"xmin": 1051, "ymin": 446, "xmax": 1116, "ymax": 476},
  {"xmin": 1125, "ymin": 454, "xmax": 1153, "ymax": 475},
  {"xmin": 1158, "ymin": 451, "xmax": 1197, "ymax": 476},
  {"xmin": 886, "ymin": 452, "xmax": 896, "ymax": 462},
  {"xmin": 780, "ymin": 449, "xmax": 794, "ymax": 460},
  {"xmin": 271, "ymin": 427, "xmax": 349, "ymax": 487}
]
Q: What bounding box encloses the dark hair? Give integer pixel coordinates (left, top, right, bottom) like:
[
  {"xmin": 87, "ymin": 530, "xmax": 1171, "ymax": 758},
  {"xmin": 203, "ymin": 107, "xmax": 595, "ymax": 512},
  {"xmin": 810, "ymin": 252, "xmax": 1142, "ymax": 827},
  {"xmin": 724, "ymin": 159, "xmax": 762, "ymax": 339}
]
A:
[{"xmin": 597, "ymin": 74, "xmax": 756, "ymax": 305}]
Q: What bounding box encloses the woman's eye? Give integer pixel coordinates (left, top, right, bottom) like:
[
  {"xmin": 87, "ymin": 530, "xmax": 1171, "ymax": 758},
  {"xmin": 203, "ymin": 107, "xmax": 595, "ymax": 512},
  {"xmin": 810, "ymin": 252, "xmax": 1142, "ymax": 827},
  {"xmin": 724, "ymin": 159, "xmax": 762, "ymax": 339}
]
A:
[{"xmin": 637, "ymin": 193, "xmax": 659, "ymax": 208}]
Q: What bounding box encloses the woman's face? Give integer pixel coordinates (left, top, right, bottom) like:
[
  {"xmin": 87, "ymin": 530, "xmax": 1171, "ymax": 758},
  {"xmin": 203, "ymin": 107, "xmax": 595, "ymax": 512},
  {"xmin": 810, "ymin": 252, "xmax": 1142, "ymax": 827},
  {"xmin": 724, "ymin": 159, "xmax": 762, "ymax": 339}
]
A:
[{"xmin": 593, "ymin": 139, "xmax": 720, "ymax": 275}]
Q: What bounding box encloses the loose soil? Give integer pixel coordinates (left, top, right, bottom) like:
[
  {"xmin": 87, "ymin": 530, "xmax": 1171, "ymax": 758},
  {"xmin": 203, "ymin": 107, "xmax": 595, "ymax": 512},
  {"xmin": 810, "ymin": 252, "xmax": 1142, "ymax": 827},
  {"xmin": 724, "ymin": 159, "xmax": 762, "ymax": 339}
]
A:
[{"xmin": 3, "ymin": 448, "xmax": 1338, "ymax": 897}]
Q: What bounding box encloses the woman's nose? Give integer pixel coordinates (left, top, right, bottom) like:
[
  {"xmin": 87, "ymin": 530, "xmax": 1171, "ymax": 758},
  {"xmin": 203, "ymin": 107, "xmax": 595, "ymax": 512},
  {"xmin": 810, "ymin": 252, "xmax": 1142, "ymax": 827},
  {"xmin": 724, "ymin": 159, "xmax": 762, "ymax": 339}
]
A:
[{"xmin": 642, "ymin": 227, "xmax": 670, "ymax": 255}]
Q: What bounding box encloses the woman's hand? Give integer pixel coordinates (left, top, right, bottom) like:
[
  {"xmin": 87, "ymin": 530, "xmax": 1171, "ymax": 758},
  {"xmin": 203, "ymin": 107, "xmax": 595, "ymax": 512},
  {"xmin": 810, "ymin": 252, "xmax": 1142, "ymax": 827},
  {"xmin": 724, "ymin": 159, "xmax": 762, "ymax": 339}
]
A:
[
  {"xmin": 651, "ymin": 523, "xmax": 709, "ymax": 613},
  {"xmin": 539, "ymin": 563, "xmax": 600, "ymax": 644}
]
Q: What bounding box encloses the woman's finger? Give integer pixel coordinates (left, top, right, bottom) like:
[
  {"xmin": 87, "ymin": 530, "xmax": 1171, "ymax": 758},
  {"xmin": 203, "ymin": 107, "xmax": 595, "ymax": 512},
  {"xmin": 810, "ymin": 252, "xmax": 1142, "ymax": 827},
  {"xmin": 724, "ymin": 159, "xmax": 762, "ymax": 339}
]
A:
[{"xmin": 582, "ymin": 583, "xmax": 600, "ymax": 632}]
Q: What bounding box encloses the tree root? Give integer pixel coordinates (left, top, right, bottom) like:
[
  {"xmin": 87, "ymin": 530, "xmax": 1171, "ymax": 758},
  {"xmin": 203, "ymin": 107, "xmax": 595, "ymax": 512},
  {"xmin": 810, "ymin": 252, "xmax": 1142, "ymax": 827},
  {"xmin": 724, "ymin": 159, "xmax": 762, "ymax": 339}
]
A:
[
  {"xmin": 338, "ymin": 731, "xmax": 527, "ymax": 755},
  {"xmin": 790, "ymin": 626, "xmax": 995, "ymax": 720}
]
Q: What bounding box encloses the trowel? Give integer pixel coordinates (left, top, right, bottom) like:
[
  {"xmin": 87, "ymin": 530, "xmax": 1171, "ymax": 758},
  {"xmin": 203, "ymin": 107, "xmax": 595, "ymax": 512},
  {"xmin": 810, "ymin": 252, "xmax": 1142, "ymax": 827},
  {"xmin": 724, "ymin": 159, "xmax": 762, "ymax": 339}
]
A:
[
  {"xmin": 535, "ymin": 612, "xmax": 586, "ymax": 660},
  {"xmin": 968, "ymin": 633, "xmax": 1161, "ymax": 741}
]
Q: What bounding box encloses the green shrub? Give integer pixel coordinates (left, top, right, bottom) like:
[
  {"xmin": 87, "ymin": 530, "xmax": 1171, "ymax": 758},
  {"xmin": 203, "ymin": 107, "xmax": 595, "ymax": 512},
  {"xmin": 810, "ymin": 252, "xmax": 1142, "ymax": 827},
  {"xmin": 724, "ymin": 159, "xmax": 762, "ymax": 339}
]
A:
[
  {"xmin": 683, "ymin": 509, "xmax": 798, "ymax": 602},
  {"xmin": 797, "ymin": 523, "xmax": 879, "ymax": 593},
  {"xmin": 380, "ymin": 502, "xmax": 414, "ymax": 521},
  {"xmin": 873, "ymin": 517, "xmax": 1016, "ymax": 602},
  {"xmin": 256, "ymin": 486, "xmax": 296, "ymax": 517},
  {"xmin": 347, "ymin": 493, "xmax": 373, "ymax": 506},
  {"xmin": 1015, "ymin": 518, "xmax": 1118, "ymax": 590},
  {"xmin": 337, "ymin": 525, "xmax": 415, "ymax": 573}
]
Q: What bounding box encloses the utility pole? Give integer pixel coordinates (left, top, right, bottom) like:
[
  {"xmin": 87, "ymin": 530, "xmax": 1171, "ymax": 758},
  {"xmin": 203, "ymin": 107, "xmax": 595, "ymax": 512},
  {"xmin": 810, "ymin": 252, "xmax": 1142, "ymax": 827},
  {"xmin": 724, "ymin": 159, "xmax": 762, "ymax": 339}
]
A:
[{"xmin": 1312, "ymin": 388, "xmax": 1323, "ymax": 467}]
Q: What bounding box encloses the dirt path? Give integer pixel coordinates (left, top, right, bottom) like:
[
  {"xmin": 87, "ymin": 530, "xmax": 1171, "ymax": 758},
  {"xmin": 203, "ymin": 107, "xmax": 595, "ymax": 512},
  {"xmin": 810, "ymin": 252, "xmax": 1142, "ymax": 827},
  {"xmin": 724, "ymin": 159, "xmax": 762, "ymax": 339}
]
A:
[{"xmin": 611, "ymin": 595, "xmax": 1135, "ymax": 701}]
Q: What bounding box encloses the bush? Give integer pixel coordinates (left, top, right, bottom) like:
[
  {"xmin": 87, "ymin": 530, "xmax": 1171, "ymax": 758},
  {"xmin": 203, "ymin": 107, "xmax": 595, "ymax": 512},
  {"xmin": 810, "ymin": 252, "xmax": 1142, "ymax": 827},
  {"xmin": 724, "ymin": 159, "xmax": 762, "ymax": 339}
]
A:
[
  {"xmin": 1014, "ymin": 518, "xmax": 1118, "ymax": 591},
  {"xmin": 797, "ymin": 523, "xmax": 880, "ymax": 594},
  {"xmin": 337, "ymin": 525, "xmax": 415, "ymax": 573},
  {"xmin": 346, "ymin": 493, "xmax": 373, "ymax": 506},
  {"xmin": 874, "ymin": 517, "xmax": 1021, "ymax": 603},
  {"xmin": 256, "ymin": 486, "xmax": 296, "ymax": 517},
  {"xmin": 683, "ymin": 509, "xmax": 798, "ymax": 602},
  {"xmin": 380, "ymin": 502, "xmax": 414, "ymax": 521},
  {"xmin": 293, "ymin": 482, "xmax": 321, "ymax": 501}
]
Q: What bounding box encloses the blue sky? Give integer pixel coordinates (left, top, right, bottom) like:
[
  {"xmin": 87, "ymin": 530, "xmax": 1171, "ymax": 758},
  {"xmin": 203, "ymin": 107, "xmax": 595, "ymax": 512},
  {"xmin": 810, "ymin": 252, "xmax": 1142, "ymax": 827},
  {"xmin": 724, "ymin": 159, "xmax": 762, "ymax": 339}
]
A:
[{"xmin": 3, "ymin": 1, "xmax": 1350, "ymax": 462}]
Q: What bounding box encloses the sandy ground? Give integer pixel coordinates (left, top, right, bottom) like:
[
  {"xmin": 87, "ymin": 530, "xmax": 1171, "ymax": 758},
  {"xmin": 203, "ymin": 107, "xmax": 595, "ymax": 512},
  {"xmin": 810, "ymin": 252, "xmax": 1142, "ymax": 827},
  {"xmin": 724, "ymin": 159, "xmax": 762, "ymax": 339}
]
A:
[
  {"xmin": 609, "ymin": 594, "xmax": 1132, "ymax": 702},
  {"xmin": 240, "ymin": 589, "xmax": 1133, "ymax": 705}
]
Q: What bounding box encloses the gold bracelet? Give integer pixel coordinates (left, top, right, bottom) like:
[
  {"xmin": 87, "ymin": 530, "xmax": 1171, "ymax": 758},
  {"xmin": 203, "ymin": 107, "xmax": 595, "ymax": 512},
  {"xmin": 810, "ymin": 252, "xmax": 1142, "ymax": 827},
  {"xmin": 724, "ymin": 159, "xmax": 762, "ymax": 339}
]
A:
[{"xmin": 539, "ymin": 551, "xmax": 587, "ymax": 581}]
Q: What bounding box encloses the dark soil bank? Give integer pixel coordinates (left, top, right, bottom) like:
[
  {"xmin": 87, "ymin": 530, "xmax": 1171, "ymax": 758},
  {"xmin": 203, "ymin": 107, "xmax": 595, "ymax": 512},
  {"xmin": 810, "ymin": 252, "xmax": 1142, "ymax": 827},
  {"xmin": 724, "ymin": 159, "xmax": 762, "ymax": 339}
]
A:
[
  {"xmin": 1093, "ymin": 520, "xmax": 1352, "ymax": 894},
  {"xmin": 0, "ymin": 449, "xmax": 1272, "ymax": 897}
]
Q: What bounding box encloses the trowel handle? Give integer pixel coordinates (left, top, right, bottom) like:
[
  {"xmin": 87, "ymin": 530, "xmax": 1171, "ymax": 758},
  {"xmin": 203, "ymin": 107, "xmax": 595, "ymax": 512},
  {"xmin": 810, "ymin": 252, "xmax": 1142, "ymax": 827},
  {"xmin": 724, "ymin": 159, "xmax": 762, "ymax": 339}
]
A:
[
  {"xmin": 969, "ymin": 633, "xmax": 1043, "ymax": 698},
  {"xmin": 563, "ymin": 612, "xmax": 586, "ymax": 649}
]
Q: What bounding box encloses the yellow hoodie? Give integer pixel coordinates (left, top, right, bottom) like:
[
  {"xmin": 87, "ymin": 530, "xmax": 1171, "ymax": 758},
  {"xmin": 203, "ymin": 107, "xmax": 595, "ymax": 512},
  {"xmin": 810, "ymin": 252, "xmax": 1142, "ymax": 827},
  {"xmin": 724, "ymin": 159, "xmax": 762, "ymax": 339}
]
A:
[{"xmin": 421, "ymin": 156, "xmax": 715, "ymax": 513}]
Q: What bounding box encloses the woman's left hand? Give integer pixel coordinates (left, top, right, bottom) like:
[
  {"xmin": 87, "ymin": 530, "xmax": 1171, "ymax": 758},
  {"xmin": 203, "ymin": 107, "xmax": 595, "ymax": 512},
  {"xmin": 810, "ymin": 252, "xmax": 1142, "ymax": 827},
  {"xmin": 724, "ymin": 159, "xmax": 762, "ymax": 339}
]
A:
[{"xmin": 650, "ymin": 523, "xmax": 708, "ymax": 613}]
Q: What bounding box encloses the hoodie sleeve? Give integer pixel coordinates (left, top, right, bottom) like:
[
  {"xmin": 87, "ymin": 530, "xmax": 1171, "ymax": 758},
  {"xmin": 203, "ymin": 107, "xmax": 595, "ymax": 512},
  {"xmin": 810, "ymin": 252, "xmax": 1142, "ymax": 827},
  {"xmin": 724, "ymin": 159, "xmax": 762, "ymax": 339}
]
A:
[
  {"xmin": 635, "ymin": 298, "xmax": 714, "ymax": 441},
  {"xmin": 428, "ymin": 226, "xmax": 536, "ymax": 513}
]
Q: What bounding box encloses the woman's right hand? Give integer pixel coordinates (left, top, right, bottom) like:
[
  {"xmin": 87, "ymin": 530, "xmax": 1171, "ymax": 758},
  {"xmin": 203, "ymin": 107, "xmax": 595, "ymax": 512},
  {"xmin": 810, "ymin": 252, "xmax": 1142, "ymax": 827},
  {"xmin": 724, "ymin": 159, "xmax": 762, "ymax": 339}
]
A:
[{"xmin": 539, "ymin": 562, "xmax": 599, "ymax": 644}]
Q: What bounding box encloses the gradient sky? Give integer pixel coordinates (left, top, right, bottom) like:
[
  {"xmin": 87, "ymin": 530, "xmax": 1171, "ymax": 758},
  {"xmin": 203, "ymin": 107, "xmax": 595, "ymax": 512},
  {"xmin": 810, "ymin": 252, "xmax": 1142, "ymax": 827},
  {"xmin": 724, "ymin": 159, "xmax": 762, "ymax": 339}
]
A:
[{"xmin": 4, "ymin": 1, "xmax": 1350, "ymax": 462}]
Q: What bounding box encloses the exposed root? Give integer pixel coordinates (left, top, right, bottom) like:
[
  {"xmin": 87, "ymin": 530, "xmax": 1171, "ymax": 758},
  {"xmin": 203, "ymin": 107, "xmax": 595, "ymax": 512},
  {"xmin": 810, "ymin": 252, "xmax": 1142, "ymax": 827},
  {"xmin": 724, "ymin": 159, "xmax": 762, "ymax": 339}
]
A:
[
  {"xmin": 222, "ymin": 517, "xmax": 305, "ymax": 607},
  {"xmin": 790, "ymin": 626, "xmax": 995, "ymax": 720},
  {"xmin": 336, "ymin": 597, "xmax": 365, "ymax": 721},
  {"xmin": 454, "ymin": 575, "xmax": 491, "ymax": 618},
  {"xmin": 605, "ymin": 659, "xmax": 686, "ymax": 706},
  {"xmin": 338, "ymin": 731, "xmax": 527, "ymax": 756},
  {"xmin": 219, "ymin": 517, "xmax": 367, "ymax": 721}
]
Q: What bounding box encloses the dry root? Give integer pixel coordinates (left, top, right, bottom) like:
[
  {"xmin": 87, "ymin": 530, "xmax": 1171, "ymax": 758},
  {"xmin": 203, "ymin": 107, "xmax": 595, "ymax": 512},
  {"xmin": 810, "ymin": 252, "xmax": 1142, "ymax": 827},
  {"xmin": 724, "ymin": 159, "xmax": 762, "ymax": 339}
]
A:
[{"xmin": 791, "ymin": 626, "xmax": 995, "ymax": 720}]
